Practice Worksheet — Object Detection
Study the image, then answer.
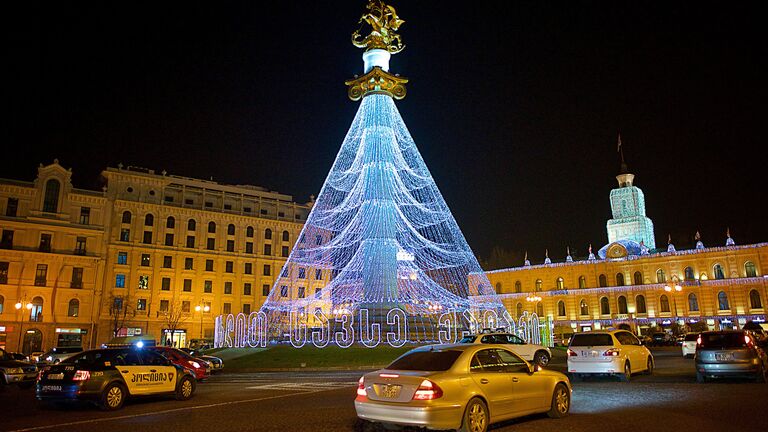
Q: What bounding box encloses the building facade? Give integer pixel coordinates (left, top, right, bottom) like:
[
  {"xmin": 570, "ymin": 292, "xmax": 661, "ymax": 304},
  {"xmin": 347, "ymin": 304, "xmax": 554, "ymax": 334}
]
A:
[
  {"xmin": 1, "ymin": 162, "xmax": 311, "ymax": 352},
  {"xmin": 486, "ymin": 161, "xmax": 767, "ymax": 338}
]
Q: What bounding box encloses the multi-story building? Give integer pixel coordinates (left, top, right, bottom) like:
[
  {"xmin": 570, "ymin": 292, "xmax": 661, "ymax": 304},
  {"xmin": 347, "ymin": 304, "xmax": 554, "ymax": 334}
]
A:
[
  {"xmin": 0, "ymin": 162, "xmax": 311, "ymax": 352},
  {"xmin": 485, "ymin": 160, "xmax": 767, "ymax": 338}
]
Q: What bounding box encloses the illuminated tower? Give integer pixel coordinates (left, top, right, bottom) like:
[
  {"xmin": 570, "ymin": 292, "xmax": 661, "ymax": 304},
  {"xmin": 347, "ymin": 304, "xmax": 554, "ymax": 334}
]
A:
[
  {"xmin": 254, "ymin": 0, "xmax": 505, "ymax": 344},
  {"xmin": 606, "ymin": 136, "xmax": 656, "ymax": 249}
]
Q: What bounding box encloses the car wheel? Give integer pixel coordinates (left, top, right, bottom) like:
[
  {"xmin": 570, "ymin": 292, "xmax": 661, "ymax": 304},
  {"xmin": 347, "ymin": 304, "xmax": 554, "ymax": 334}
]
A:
[
  {"xmin": 175, "ymin": 376, "xmax": 195, "ymax": 401},
  {"xmin": 459, "ymin": 397, "xmax": 488, "ymax": 432},
  {"xmin": 547, "ymin": 383, "xmax": 570, "ymax": 418},
  {"xmin": 645, "ymin": 357, "xmax": 654, "ymax": 375},
  {"xmin": 99, "ymin": 383, "xmax": 126, "ymax": 411},
  {"xmin": 619, "ymin": 362, "xmax": 631, "ymax": 382},
  {"xmin": 534, "ymin": 351, "xmax": 551, "ymax": 367},
  {"xmin": 696, "ymin": 371, "xmax": 707, "ymax": 383}
]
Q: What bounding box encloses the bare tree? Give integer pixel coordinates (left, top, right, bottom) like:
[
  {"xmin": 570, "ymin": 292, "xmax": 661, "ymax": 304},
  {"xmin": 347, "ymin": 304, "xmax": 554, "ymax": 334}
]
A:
[
  {"xmin": 160, "ymin": 299, "xmax": 187, "ymax": 347},
  {"xmin": 107, "ymin": 292, "xmax": 134, "ymax": 338}
]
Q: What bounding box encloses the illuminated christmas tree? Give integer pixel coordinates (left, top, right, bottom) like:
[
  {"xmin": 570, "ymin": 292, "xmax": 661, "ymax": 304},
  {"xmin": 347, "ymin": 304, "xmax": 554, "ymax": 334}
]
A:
[{"xmin": 219, "ymin": 1, "xmax": 507, "ymax": 348}]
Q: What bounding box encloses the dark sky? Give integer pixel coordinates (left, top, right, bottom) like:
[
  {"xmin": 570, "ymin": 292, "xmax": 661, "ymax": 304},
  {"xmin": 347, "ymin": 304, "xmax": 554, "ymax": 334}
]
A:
[{"xmin": 7, "ymin": 1, "xmax": 767, "ymax": 266}]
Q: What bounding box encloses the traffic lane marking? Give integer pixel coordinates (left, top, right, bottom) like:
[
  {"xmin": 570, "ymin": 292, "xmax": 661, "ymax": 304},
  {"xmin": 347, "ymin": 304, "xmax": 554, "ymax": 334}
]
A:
[{"xmin": 8, "ymin": 387, "xmax": 347, "ymax": 432}]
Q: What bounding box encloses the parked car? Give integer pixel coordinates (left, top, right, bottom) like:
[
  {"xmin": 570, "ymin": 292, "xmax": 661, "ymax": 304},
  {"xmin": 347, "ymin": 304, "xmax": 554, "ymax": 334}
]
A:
[
  {"xmin": 355, "ymin": 344, "xmax": 571, "ymax": 432},
  {"xmin": 695, "ymin": 330, "xmax": 768, "ymax": 383},
  {"xmin": 460, "ymin": 332, "xmax": 552, "ymax": 366},
  {"xmin": 40, "ymin": 347, "xmax": 83, "ymax": 364},
  {"xmin": 0, "ymin": 348, "xmax": 38, "ymax": 389},
  {"xmin": 179, "ymin": 348, "xmax": 224, "ymax": 373},
  {"xmin": 567, "ymin": 330, "xmax": 654, "ymax": 381},
  {"xmin": 36, "ymin": 348, "xmax": 196, "ymax": 410},
  {"xmin": 149, "ymin": 346, "xmax": 211, "ymax": 380},
  {"xmin": 681, "ymin": 333, "xmax": 698, "ymax": 358},
  {"xmin": 650, "ymin": 332, "xmax": 674, "ymax": 346},
  {"xmin": 6, "ymin": 352, "xmax": 31, "ymax": 362}
]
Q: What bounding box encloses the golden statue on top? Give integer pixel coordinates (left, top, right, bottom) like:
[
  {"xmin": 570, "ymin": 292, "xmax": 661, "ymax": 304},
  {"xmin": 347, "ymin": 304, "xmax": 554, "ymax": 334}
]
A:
[{"xmin": 351, "ymin": 0, "xmax": 405, "ymax": 53}]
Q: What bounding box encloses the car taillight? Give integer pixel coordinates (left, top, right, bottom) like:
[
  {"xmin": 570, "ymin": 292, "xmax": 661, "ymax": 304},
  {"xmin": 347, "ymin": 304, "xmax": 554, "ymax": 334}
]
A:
[
  {"xmin": 413, "ymin": 379, "xmax": 443, "ymax": 400},
  {"xmin": 603, "ymin": 348, "xmax": 620, "ymax": 357},
  {"xmin": 356, "ymin": 376, "xmax": 367, "ymax": 397},
  {"xmin": 73, "ymin": 370, "xmax": 91, "ymax": 381},
  {"xmin": 745, "ymin": 335, "xmax": 752, "ymax": 345},
  {"xmin": 567, "ymin": 349, "xmax": 578, "ymax": 357},
  {"xmin": 696, "ymin": 335, "xmax": 702, "ymax": 346}
]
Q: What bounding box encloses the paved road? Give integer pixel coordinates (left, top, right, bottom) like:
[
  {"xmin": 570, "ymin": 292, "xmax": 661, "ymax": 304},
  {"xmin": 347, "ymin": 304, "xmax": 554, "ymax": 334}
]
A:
[{"xmin": 1, "ymin": 348, "xmax": 766, "ymax": 432}]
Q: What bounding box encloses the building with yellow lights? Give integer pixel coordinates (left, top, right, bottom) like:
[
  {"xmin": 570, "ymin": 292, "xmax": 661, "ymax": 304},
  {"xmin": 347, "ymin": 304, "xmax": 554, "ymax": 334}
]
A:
[
  {"xmin": 0, "ymin": 162, "xmax": 311, "ymax": 352},
  {"xmin": 485, "ymin": 162, "xmax": 767, "ymax": 338}
]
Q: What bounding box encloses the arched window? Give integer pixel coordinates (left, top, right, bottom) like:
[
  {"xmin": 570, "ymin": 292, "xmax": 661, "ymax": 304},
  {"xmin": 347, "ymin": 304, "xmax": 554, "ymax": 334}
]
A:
[
  {"xmin": 688, "ymin": 293, "xmax": 699, "ymax": 312},
  {"xmin": 633, "ymin": 271, "xmax": 643, "ymax": 285},
  {"xmin": 166, "ymin": 216, "xmax": 175, "ymax": 229},
  {"xmin": 536, "ymin": 302, "xmax": 544, "ymax": 317},
  {"xmin": 557, "ymin": 300, "xmax": 566, "ymax": 317},
  {"xmin": 684, "ymin": 266, "xmax": 695, "ymax": 281},
  {"xmin": 745, "ymin": 261, "xmax": 757, "ymax": 277},
  {"xmin": 516, "ymin": 302, "xmax": 523, "ymax": 318},
  {"xmin": 656, "ymin": 269, "xmax": 666, "ymax": 283},
  {"xmin": 187, "ymin": 219, "xmax": 196, "ymax": 231},
  {"xmin": 599, "ymin": 274, "xmax": 607, "ymax": 287},
  {"xmin": 208, "ymin": 222, "xmax": 216, "ymax": 233},
  {"xmin": 749, "ymin": 290, "xmax": 763, "ymax": 309},
  {"xmin": 600, "ymin": 297, "xmax": 610, "ymax": 315},
  {"xmin": 495, "ymin": 282, "xmax": 502, "ymax": 293},
  {"xmin": 535, "ymin": 279, "xmax": 542, "ymax": 291},
  {"xmin": 246, "ymin": 226, "xmax": 254, "ymax": 238},
  {"xmin": 616, "ymin": 273, "xmax": 625, "ymax": 286},
  {"xmin": 30, "ymin": 296, "xmax": 43, "ymax": 321},
  {"xmin": 282, "ymin": 230, "xmax": 290, "ymax": 242},
  {"xmin": 717, "ymin": 291, "xmax": 730, "ymax": 310},
  {"xmin": 265, "ymin": 229, "xmax": 272, "ymax": 240},
  {"xmin": 514, "ymin": 281, "xmax": 522, "ymax": 293},
  {"xmin": 67, "ymin": 299, "xmax": 79, "ymax": 317},
  {"xmin": 122, "ymin": 211, "xmax": 132, "ymax": 224},
  {"xmin": 618, "ymin": 296, "xmax": 628, "ymax": 314},
  {"xmin": 635, "ymin": 295, "xmax": 647, "ymax": 314},
  {"xmin": 578, "ymin": 276, "xmax": 586, "ymax": 289},
  {"xmin": 0, "ymin": 294, "xmax": 4, "ymax": 314},
  {"xmin": 556, "ymin": 277, "xmax": 564, "ymax": 289},
  {"xmin": 713, "ymin": 264, "xmax": 725, "ymax": 280},
  {"xmin": 144, "ymin": 214, "xmax": 154, "ymax": 226},
  {"xmin": 660, "ymin": 295, "xmax": 670, "ymax": 313},
  {"xmin": 43, "ymin": 179, "xmax": 61, "ymax": 213},
  {"xmin": 579, "ymin": 299, "xmax": 589, "ymax": 316},
  {"xmin": 227, "ymin": 224, "xmax": 235, "ymax": 235}
]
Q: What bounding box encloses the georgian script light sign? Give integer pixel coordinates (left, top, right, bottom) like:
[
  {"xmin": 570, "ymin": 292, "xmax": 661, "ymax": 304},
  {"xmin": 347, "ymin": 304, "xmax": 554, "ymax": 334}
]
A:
[{"xmin": 213, "ymin": 309, "xmax": 544, "ymax": 349}]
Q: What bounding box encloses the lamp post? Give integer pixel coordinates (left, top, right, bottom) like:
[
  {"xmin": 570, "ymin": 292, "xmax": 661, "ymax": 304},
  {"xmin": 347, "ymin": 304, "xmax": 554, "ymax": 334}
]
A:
[
  {"xmin": 664, "ymin": 279, "xmax": 683, "ymax": 335},
  {"xmin": 15, "ymin": 299, "xmax": 33, "ymax": 351},
  {"xmin": 194, "ymin": 303, "xmax": 210, "ymax": 339}
]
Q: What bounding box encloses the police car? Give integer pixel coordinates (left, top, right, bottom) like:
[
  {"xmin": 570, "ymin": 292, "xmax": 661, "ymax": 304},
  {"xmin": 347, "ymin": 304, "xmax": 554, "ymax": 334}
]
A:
[{"xmin": 36, "ymin": 348, "xmax": 196, "ymax": 410}]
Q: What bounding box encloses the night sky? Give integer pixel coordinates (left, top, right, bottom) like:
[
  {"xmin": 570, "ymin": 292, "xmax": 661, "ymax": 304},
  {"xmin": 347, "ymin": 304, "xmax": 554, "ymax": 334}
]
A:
[{"xmin": 7, "ymin": 1, "xmax": 767, "ymax": 267}]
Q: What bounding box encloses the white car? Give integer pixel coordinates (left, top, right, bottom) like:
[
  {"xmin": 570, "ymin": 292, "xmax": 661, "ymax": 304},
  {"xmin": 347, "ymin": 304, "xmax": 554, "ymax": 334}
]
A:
[
  {"xmin": 460, "ymin": 332, "xmax": 552, "ymax": 366},
  {"xmin": 681, "ymin": 333, "xmax": 698, "ymax": 358},
  {"xmin": 567, "ymin": 330, "xmax": 654, "ymax": 381}
]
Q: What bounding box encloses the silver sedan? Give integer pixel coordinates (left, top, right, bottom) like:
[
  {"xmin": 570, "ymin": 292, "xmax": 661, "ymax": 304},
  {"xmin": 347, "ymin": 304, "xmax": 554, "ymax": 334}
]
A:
[{"xmin": 355, "ymin": 343, "xmax": 571, "ymax": 432}]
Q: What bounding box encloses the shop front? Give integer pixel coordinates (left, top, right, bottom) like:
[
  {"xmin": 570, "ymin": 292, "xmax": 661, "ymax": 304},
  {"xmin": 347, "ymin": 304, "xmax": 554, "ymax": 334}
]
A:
[
  {"xmin": 161, "ymin": 329, "xmax": 187, "ymax": 348},
  {"xmin": 55, "ymin": 328, "xmax": 87, "ymax": 347}
]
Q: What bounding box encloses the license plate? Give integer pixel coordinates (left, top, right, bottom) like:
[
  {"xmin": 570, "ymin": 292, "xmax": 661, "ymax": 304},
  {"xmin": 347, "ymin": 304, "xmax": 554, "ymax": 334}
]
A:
[
  {"xmin": 47, "ymin": 373, "xmax": 64, "ymax": 380},
  {"xmin": 42, "ymin": 385, "xmax": 62, "ymax": 392},
  {"xmin": 715, "ymin": 353, "xmax": 733, "ymax": 361},
  {"xmin": 581, "ymin": 351, "xmax": 598, "ymax": 357},
  {"xmin": 380, "ymin": 384, "xmax": 401, "ymax": 399}
]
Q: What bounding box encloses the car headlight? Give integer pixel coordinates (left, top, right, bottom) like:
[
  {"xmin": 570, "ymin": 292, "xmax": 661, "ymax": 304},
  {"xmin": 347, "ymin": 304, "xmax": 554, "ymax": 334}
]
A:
[
  {"xmin": 190, "ymin": 361, "xmax": 201, "ymax": 369},
  {"xmin": 45, "ymin": 356, "xmax": 53, "ymax": 362},
  {"xmin": 6, "ymin": 367, "xmax": 24, "ymax": 374}
]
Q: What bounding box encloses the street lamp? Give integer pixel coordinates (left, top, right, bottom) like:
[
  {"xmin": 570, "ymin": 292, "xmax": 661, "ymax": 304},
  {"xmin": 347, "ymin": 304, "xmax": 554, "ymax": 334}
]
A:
[
  {"xmin": 194, "ymin": 303, "xmax": 210, "ymax": 339},
  {"xmin": 664, "ymin": 280, "xmax": 683, "ymax": 329},
  {"xmin": 15, "ymin": 300, "xmax": 33, "ymax": 351}
]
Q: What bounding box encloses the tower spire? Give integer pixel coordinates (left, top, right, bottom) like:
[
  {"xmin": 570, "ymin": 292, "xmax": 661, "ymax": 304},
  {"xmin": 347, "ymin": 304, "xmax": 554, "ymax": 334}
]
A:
[{"xmin": 615, "ymin": 133, "xmax": 634, "ymax": 187}]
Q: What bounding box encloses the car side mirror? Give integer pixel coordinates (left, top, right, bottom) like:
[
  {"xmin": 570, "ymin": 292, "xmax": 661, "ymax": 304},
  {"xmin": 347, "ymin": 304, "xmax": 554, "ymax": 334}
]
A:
[{"xmin": 527, "ymin": 363, "xmax": 536, "ymax": 375}]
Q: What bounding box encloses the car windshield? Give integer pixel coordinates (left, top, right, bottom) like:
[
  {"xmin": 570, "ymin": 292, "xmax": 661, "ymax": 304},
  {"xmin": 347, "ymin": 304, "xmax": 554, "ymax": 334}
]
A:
[
  {"xmin": 699, "ymin": 333, "xmax": 747, "ymax": 349},
  {"xmin": 684, "ymin": 334, "xmax": 699, "ymax": 341},
  {"xmin": 570, "ymin": 334, "xmax": 614, "ymax": 346},
  {"xmin": 387, "ymin": 350, "xmax": 462, "ymax": 371}
]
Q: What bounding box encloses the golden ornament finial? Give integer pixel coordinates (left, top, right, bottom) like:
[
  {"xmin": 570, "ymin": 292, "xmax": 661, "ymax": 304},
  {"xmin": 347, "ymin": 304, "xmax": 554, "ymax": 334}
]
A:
[{"xmin": 352, "ymin": 0, "xmax": 405, "ymax": 53}]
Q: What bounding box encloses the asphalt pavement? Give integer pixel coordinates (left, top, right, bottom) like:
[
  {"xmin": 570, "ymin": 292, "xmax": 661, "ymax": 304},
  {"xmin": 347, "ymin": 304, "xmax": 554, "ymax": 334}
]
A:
[{"xmin": 1, "ymin": 348, "xmax": 766, "ymax": 432}]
